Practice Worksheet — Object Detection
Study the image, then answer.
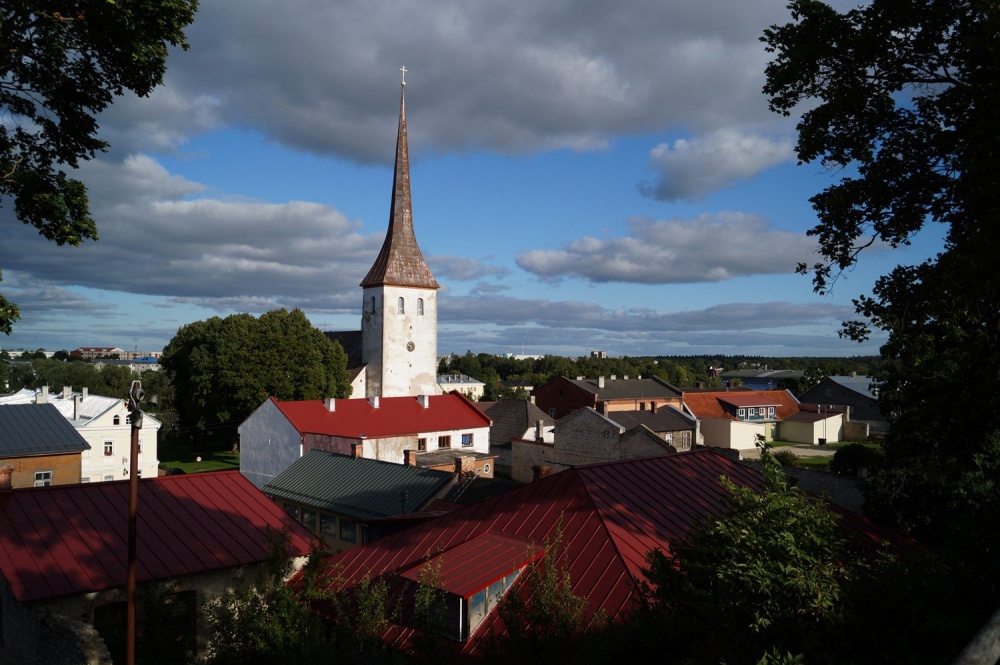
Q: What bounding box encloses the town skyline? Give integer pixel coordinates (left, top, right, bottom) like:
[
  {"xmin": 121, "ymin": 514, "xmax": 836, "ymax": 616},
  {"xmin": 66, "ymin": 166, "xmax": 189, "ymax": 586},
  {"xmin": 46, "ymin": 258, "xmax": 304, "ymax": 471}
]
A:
[{"xmin": 0, "ymin": 0, "xmax": 943, "ymax": 358}]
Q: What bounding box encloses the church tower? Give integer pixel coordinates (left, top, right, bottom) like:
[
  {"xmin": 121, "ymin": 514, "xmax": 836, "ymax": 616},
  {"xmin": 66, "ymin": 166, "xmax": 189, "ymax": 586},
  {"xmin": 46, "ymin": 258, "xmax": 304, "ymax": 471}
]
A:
[{"xmin": 360, "ymin": 73, "xmax": 440, "ymax": 398}]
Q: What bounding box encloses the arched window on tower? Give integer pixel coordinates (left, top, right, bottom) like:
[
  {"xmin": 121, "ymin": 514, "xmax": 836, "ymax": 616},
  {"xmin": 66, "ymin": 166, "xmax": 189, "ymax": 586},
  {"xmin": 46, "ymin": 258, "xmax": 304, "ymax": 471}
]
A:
[
  {"xmin": 398, "ymin": 297, "xmax": 405, "ymax": 314},
  {"xmin": 417, "ymin": 298, "xmax": 424, "ymax": 316},
  {"xmin": 371, "ymin": 296, "xmax": 376, "ymax": 314}
]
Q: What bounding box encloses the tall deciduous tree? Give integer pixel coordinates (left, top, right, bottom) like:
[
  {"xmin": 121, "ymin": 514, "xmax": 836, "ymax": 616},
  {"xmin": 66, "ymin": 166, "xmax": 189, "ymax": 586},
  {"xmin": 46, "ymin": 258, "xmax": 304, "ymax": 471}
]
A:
[
  {"xmin": 0, "ymin": 0, "xmax": 198, "ymax": 333},
  {"xmin": 762, "ymin": 0, "xmax": 1000, "ymax": 556},
  {"xmin": 160, "ymin": 309, "xmax": 351, "ymax": 436}
]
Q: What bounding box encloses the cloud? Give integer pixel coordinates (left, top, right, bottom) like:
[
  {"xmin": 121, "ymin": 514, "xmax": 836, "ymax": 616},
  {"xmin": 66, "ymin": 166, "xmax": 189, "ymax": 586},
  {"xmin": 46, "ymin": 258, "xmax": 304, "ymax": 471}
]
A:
[
  {"xmin": 0, "ymin": 156, "xmax": 380, "ymax": 314},
  {"xmin": 429, "ymin": 256, "xmax": 511, "ymax": 282},
  {"xmin": 98, "ymin": 0, "xmax": 794, "ymax": 163},
  {"xmin": 516, "ymin": 213, "xmax": 819, "ymax": 284},
  {"xmin": 640, "ymin": 130, "xmax": 794, "ymax": 200}
]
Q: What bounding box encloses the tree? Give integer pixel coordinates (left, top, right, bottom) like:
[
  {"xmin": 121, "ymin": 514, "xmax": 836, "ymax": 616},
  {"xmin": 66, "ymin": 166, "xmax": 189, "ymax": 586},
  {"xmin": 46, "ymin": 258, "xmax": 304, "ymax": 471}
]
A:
[
  {"xmin": 0, "ymin": 0, "xmax": 199, "ymax": 333},
  {"xmin": 160, "ymin": 309, "xmax": 351, "ymax": 436},
  {"xmin": 762, "ymin": 0, "xmax": 1000, "ymax": 559}
]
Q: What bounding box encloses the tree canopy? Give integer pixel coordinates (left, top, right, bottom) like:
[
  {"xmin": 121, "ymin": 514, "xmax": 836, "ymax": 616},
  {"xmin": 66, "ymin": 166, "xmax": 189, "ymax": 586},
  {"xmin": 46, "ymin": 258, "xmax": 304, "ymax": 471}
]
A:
[
  {"xmin": 762, "ymin": 0, "xmax": 1000, "ymax": 560},
  {"xmin": 160, "ymin": 309, "xmax": 351, "ymax": 436},
  {"xmin": 0, "ymin": 0, "xmax": 198, "ymax": 333}
]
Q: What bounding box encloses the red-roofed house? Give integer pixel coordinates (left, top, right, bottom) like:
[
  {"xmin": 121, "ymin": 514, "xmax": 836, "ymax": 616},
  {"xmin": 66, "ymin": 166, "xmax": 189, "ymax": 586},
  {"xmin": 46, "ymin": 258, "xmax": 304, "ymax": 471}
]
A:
[
  {"xmin": 297, "ymin": 449, "xmax": 916, "ymax": 659},
  {"xmin": 682, "ymin": 389, "xmax": 801, "ymax": 450},
  {"xmin": 239, "ymin": 393, "xmax": 493, "ymax": 488},
  {"xmin": 0, "ymin": 471, "xmax": 315, "ymax": 663}
]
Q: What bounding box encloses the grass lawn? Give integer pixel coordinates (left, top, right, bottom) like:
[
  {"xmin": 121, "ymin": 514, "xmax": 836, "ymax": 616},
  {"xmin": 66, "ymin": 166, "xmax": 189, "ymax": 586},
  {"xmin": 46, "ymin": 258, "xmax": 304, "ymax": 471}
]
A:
[
  {"xmin": 796, "ymin": 456, "xmax": 832, "ymax": 469},
  {"xmin": 158, "ymin": 441, "xmax": 240, "ymax": 474}
]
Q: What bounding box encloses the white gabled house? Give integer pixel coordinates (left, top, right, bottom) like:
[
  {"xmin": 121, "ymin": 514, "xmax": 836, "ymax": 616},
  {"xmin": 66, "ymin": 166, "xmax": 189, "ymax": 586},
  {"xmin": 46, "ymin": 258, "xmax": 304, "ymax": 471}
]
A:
[
  {"xmin": 239, "ymin": 393, "xmax": 493, "ymax": 489},
  {"xmin": 0, "ymin": 386, "xmax": 160, "ymax": 481}
]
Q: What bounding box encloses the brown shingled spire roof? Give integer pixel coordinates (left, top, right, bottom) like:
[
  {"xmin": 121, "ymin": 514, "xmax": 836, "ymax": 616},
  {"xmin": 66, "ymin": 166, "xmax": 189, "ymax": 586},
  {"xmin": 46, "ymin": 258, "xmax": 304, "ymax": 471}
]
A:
[{"xmin": 360, "ymin": 80, "xmax": 439, "ymax": 289}]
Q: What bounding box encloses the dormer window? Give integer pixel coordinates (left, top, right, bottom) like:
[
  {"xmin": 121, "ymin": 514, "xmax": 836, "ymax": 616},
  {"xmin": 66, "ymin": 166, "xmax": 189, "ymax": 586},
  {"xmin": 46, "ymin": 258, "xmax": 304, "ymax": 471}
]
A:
[{"xmin": 401, "ymin": 533, "xmax": 544, "ymax": 641}]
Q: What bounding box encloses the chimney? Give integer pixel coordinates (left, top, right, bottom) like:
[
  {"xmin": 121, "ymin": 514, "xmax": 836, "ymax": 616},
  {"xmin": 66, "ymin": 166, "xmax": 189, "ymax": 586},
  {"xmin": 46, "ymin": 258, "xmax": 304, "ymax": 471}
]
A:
[
  {"xmin": 63, "ymin": 386, "xmax": 72, "ymax": 400},
  {"xmin": 404, "ymin": 449, "xmax": 417, "ymax": 466},
  {"xmin": 696, "ymin": 381, "xmax": 704, "ymax": 389},
  {"xmin": 352, "ymin": 442, "xmax": 364, "ymax": 458},
  {"xmin": 417, "ymin": 394, "xmax": 430, "ymax": 408},
  {"xmin": 82, "ymin": 387, "xmax": 88, "ymax": 401},
  {"xmin": 533, "ymin": 465, "xmax": 552, "ymax": 481},
  {"xmin": 535, "ymin": 420, "xmax": 544, "ymax": 441},
  {"xmin": 74, "ymin": 395, "xmax": 82, "ymax": 420},
  {"xmin": 368, "ymin": 396, "xmax": 380, "ymax": 409},
  {"xmin": 598, "ymin": 376, "xmax": 605, "ymax": 389},
  {"xmin": 851, "ymin": 371, "xmax": 857, "ymax": 378},
  {"xmin": 455, "ymin": 456, "xmax": 475, "ymax": 474},
  {"xmin": 323, "ymin": 397, "xmax": 335, "ymax": 412},
  {"xmin": 37, "ymin": 386, "xmax": 49, "ymax": 404}
]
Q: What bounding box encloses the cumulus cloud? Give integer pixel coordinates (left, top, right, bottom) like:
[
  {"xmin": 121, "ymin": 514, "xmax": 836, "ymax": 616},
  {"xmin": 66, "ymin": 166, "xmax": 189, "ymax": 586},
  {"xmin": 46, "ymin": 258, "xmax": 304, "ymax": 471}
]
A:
[
  {"xmin": 640, "ymin": 130, "xmax": 794, "ymax": 201},
  {"xmin": 429, "ymin": 256, "xmax": 511, "ymax": 282},
  {"xmin": 516, "ymin": 212, "xmax": 819, "ymax": 284},
  {"xmin": 95, "ymin": 0, "xmax": 794, "ymax": 163},
  {"xmin": 0, "ymin": 156, "xmax": 380, "ymax": 314}
]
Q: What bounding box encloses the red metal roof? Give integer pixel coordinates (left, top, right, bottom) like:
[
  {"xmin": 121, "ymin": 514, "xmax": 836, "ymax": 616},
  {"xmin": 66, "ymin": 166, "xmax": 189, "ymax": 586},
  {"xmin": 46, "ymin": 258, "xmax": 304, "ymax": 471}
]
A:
[
  {"xmin": 299, "ymin": 449, "xmax": 768, "ymax": 655},
  {"xmin": 274, "ymin": 393, "xmax": 491, "ymax": 439},
  {"xmin": 400, "ymin": 532, "xmax": 544, "ymax": 598},
  {"xmin": 718, "ymin": 394, "xmax": 782, "ymax": 408},
  {"xmin": 0, "ymin": 471, "xmax": 315, "ymax": 603}
]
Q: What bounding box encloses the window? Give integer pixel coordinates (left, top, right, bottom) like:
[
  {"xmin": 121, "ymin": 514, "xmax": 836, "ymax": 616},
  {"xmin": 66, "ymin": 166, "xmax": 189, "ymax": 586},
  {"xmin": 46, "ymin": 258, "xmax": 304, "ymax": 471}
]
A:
[
  {"xmin": 438, "ymin": 435, "xmax": 451, "ymax": 449},
  {"xmin": 398, "ymin": 297, "xmax": 405, "ymax": 314},
  {"xmin": 461, "ymin": 433, "xmax": 474, "ymax": 447},
  {"xmin": 340, "ymin": 518, "xmax": 357, "ymax": 543},
  {"xmin": 418, "ymin": 437, "xmax": 427, "ymax": 451},
  {"xmin": 301, "ymin": 508, "xmax": 317, "ymax": 532},
  {"xmin": 137, "ymin": 438, "xmax": 143, "ymax": 453},
  {"xmin": 371, "ymin": 296, "xmax": 376, "ymax": 314},
  {"xmin": 285, "ymin": 504, "xmax": 299, "ymax": 520},
  {"xmin": 825, "ymin": 389, "xmax": 833, "ymax": 397},
  {"xmin": 321, "ymin": 514, "xmax": 338, "ymax": 538},
  {"xmin": 113, "ymin": 415, "xmax": 120, "ymax": 425},
  {"xmin": 104, "ymin": 475, "xmax": 114, "ymax": 482},
  {"xmin": 738, "ymin": 408, "xmax": 746, "ymax": 417},
  {"xmin": 417, "ymin": 298, "xmax": 424, "ymax": 315},
  {"xmin": 33, "ymin": 471, "xmax": 52, "ymax": 487},
  {"xmin": 104, "ymin": 441, "xmax": 114, "ymax": 456},
  {"xmin": 81, "ymin": 477, "xmax": 91, "ymax": 483},
  {"xmin": 548, "ymin": 408, "xmax": 556, "ymax": 418},
  {"xmin": 125, "ymin": 414, "xmax": 132, "ymax": 425},
  {"xmin": 467, "ymin": 568, "xmax": 522, "ymax": 638},
  {"xmin": 768, "ymin": 407, "xmax": 775, "ymax": 415},
  {"xmin": 639, "ymin": 402, "xmax": 647, "ymax": 411}
]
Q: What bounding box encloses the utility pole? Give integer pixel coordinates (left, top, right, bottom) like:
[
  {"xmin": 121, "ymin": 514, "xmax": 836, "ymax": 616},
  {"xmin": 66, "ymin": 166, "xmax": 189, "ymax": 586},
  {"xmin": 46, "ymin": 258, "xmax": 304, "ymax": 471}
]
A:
[{"xmin": 126, "ymin": 380, "xmax": 145, "ymax": 665}]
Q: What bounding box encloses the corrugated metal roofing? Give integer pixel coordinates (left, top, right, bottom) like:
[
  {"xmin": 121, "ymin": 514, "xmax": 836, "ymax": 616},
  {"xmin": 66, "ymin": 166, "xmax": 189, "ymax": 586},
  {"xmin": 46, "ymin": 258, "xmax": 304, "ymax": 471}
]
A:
[
  {"xmin": 399, "ymin": 532, "xmax": 543, "ymax": 598},
  {"xmin": 263, "ymin": 449, "xmax": 453, "ymax": 520},
  {"xmin": 299, "ymin": 449, "xmax": 768, "ymax": 654},
  {"xmin": 298, "ymin": 449, "xmax": 918, "ymax": 658},
  {"xmin": 0, "ymin": 404, "xmax": 91, "ymax": 456},
  {"xmin": 274, "ymin": 393, "xmax": 491, "ymax": 439},
  {"xmin": 0, "ymin": 470, "xmax": 314, "ymax": 603}
]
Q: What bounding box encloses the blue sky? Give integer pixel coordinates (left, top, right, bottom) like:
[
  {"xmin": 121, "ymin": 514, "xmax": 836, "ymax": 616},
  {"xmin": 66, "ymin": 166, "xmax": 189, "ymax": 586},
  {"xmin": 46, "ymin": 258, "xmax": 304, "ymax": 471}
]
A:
[{"xmin": 0, "ymin": 0, "xmax": 941, "ymax": 358}]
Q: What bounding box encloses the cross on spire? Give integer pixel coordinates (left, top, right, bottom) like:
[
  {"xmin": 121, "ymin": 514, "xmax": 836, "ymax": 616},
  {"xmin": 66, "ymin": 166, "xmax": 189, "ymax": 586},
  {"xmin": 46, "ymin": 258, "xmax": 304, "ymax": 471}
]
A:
[{"xmin": 400, "ymin": 66, "xmax": 407, "ymax": 86}]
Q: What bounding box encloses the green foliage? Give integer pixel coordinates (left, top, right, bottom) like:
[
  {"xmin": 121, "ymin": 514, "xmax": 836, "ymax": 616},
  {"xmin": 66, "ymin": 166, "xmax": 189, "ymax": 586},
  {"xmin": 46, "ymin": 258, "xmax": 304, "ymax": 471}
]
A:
[
  {"xmin": 0, "ymin": 0, "xmax": 198, "ymax": 334},
  {"xmin": 201, "ymin": 532, "xmax": 333, "ymax": 665},
  {"xmin": 829, "ymin": 442, "xmax": 884, "ymax": 476},
  {"xmin": 160, "ymin": 309, "xmax": 351, "ymax": 436},
  {"xmin": 631, "ymin": 442, "xmax": 860, "ymax": 663},
  {"xmin": 762, "ymin": 0, "xmax": 1000, "ymax": 575},
  {"xmin": 483, "ymin": 520, "xmax": 593, "ymax": 664},
  {"xmin": 771, "ymin": 449, "xmax": 800, "ymax": 468}
]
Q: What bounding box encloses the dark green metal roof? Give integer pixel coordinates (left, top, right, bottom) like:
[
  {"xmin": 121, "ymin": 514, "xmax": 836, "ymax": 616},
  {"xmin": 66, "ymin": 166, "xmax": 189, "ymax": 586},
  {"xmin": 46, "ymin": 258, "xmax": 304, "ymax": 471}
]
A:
[
  {"xmin": 0, "ymin": 403, "xmax": 91, "ymax": 456},
  {"xmin": 263, "ymin": 450, "xmax": 454, "ymax": 520}
]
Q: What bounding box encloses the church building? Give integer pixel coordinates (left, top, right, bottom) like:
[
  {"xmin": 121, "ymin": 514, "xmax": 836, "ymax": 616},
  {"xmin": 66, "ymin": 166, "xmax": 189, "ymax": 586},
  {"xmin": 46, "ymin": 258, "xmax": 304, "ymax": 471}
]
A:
[{"xmin": 328, "ymin": 75, "xmax": 441, "ymax": 398}]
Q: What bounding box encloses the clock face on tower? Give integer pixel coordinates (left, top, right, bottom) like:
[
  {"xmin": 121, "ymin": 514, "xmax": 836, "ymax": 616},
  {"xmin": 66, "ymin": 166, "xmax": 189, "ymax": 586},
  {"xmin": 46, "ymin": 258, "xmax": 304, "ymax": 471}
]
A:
[{"xmin": 406, "ymin": 341, "xmax": 415, "ymax": 352}]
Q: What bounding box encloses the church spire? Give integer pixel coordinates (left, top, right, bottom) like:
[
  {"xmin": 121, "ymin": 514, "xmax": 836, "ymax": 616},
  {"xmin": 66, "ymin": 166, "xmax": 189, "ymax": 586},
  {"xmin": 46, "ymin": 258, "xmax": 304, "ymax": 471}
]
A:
[{"xmin": 360, "ymin": 72, "xmax": 439, "ymax": 289}]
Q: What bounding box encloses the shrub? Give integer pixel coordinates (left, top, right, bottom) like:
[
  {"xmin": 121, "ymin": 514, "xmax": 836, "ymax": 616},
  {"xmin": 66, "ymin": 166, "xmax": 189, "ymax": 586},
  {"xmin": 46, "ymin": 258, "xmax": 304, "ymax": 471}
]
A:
[
  {"xmin": 830, "ymin": 444, "xmax": 885, "ymax": 476},
  {"xmin": 772, "ymin": 450, "xmax": 800, "ymax": 468}
]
